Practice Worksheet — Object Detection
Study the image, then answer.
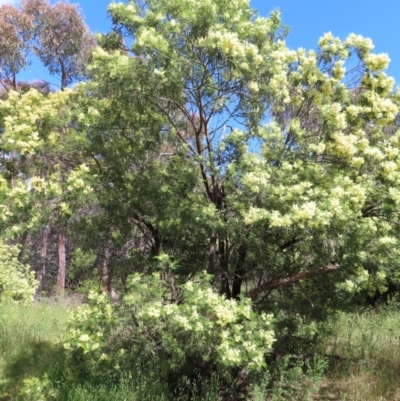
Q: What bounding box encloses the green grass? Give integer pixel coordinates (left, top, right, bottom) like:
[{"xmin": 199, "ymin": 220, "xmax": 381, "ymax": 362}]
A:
[
  {"xmin": 0, "ymin": 299, "xmax": 69, "ymax": 401},
  {"xmin": 0, "ymin": 298, "xmax": 216, "ymax": 401},
  {"xmin": 319, "ymin": 303, "xmax": 400, "ymax": 401},
  {"xmin": 2, "ymin": 299, "xmax": 400, "ymax": 400}
]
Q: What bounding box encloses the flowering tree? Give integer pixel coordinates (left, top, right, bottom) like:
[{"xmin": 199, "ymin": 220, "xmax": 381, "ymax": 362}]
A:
[
  {"xmin": 1, "ymin": 0, "xmax": 400, "ymax": 310},
  {"xmin": 76, "ymin": 0, "xmax": 400, "ymax": 307},
  {"xmin": 0, "ymin": 240, "xmax": 37, "ymax": 302},
  {"xmin": 3, "ymin": 0, "xmax": 400, "ymax": 396},
  {"xmin": 0, "ymin": 0, "xmax": 96, "ymax": 291},
  {"xmin": 0, "ymin": 89, "xmax": 97, "ymax": 291}
]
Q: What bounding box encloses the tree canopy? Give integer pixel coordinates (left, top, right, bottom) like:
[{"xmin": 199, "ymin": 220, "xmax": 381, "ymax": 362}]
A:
[{"xmin": 1, "ymin": 0, "xmax": 400, "ymax": 328}]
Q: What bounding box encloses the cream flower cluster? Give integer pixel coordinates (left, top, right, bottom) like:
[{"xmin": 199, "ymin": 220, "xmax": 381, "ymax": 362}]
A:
[
  {"xmin": 0, "ymin": 241, "xmax": 37, "ymax": 302},
  {"xmin": 364, "ymin": 53, "xmax": 390, "ymax": 71},
  {"xmin": 65, "ymin": 274, "xmax": 275, "ymax": 372},
  {"xmin": 345, "ymin": 33, "xmax": 374, "ymax": 56},
  {"xmin": 318, "ymin": 32, "xmax": 348, "ymax": 58},
  {"xmin": 136, "ymin": 26, "xmax": 169, "ymax": 53},
  {"xmin": 0, "ymin": 90, "xmax": 68, "ymax": 155}
]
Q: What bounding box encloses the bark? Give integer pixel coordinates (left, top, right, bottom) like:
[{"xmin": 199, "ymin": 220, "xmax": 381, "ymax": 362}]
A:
[
  {"xmin": 57, "ymin": 230, "xmax": 67, "ymax": 290},
  {"xmin": 231, "ymin": 243, "xmax": 247, "ymax": 300},
  {"xmin": 208, "ymin": 233, "xmax": 217, "ymax": 275},
  {"xmin": 219, "ymin": 236, "xmax": 231, "ymax": 299},
  {"xmin": 18, "ymin": 231, "xmax": 30, "ymax": 262},
  {"xmin": 101, "ymin": 243, "xmax": 110, "ymax": 292},
  {"xmin": 37, "ymin": 227, "xmax": 49, "ymax": 293},
  {"xmin": 101, "ymin": 242, "xmax": 118, "ymax": 301},
  {"xmin": 246, "ymin": 264, "xmax": 340, "ymax": 299},
  {"xmin": 220, "ymin": 272, "xmax": 231, "ymax": 299},
  {"xmin": 132, "ymin": 212, "xmax": 161, "ymax": 256}
]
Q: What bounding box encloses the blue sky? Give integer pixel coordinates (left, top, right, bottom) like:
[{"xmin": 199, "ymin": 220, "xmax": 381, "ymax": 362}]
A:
[
  {"xmin": 261, "ymin": 0, "xmax": 400, "ymax": 81},
  {"xmin": 79, "ymin": 0, "xmax": 400, "ymax": 81},
  {"xmin": 4, "ymin": 0, "xmax": 400, "ymax": 84}
]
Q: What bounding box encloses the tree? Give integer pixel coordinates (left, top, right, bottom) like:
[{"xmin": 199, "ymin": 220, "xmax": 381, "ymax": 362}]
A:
[
  {"xmin": 21, "ymin": 0, "xmax": 96, "ymax": 90},
  {"xmin": 75, "ymin": 0, "xmax": 400, "ymax": 308},
  {"xmin": 0, "ymin": 0, "xmax": 96, "ymax": 292},
  {"xmin": 0, "ymin": 4, "xmax": 33, "ymax": 91},
  {"xmin": 0, "ymin": 88, "xmax": 97, "ymax": 292},
  {"xmin": 4, "ymin": 0, "xmax": 400, "ymax": 396},
  {"xmin": 1, "ymin": 0, "xmax": 400, "ymax": 317},
  {"xmin": 0, "ymin": 0, "xmax": 95, "ymax": 92}
]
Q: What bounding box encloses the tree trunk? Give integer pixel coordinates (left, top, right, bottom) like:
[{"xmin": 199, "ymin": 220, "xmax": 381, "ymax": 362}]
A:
[
  {"xmin": 219, "ymin": 236, "xmax": 231, "ymax": 299},
  {"xmin": 18, "ymin": 231, "xmax": 30, "ymax": 262},
  {"xmin": 37, "ymin": 227, "xmax": 49, "ymax": 293},
  {"xmin": 101, "ymin": 242, "xmax": 118, "ymax": 300},
  {"xmin": 101, "ymin": 243, "xmax": 110, "ymax": 292},
  {"xmin": 208, "ymin": 233, "xmax": 217, "ymax": 275},
  {"xmin": 57, "ymin": 230, "xmax": 67, "ymax": 291},
  {"xmin": 231, "ymin": 243, "xmax": 247, "ymax": 300}
]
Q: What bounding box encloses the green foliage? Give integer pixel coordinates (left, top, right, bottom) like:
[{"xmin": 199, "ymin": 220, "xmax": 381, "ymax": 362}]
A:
[
  {"xmin": 251, "ymin": 355, "xmax": 327, "ymax": 401},
  {"xmin": 20, "ymin": 375, "xmax": 57, "ymax": 401},
  {"xmin": 3, "ymin": 0, "xmax": 400, "ymax": 397},
  {"xmin": 322, "ymin": 302, "xmax": 400, "ymax": 400},
  {"xmin": 3, "ymin": 298, "xmax": 400, "ymax": 400},
  {"xmin": 0, "ymin": 241, "xmax": 37, "ymax": 302},
  {"xmin": 2, "ymin": 0, "xmax": 400, "ymax": 313},
  {"xmin": 68, "ymin": 248, "xmax": 98, "ymax": 284}
]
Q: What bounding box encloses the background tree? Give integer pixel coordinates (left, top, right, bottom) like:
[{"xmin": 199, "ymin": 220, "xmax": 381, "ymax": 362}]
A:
[
  {"xmin": 0, "ymin": 0, "xmax": 96, "ymax": 292},
  {"xmin": 21, "ymin": 0, "xmax": 96, "ymax": 90},
  {"xmin": 0, "ymin": 4, "xmax": 32, "ymax": 91}
]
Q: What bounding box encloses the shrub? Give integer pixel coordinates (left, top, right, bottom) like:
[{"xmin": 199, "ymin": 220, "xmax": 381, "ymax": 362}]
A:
[
  {"xmin": 0, "ymin": 240, "xmax": 37, "ymax": 302},
  {"xmin": 63, "ymin": 272, "xmax": 275, "ymax": 393}
]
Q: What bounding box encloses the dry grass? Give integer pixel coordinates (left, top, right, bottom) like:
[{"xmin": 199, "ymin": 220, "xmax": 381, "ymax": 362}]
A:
[{"xmin": 318, "ymin": 305, "xmax": 400, "ymax": 401}]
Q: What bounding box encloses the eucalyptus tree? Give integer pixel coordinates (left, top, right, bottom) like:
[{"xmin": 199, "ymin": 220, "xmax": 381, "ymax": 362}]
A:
[
  {"xmin": 0, "ymin": 4, "xmax": 32, "ymax": 91},
  {"xmin": 20, "ymin": 0, "xmax": 96, "ymax": 90},
  {"xmin": 0, "ymin": 0, "xmax": 95, "ymax": 92}
]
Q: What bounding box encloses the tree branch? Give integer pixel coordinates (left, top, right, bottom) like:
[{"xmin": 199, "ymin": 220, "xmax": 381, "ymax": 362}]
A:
[{"xmin": 246, "ymin": 264, "xmax": 340, "ymax": 299}]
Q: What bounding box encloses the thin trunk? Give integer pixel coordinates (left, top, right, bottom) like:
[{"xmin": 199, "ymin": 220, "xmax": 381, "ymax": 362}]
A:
[
  {"xmin": 101, "ymin": 242, "xmax": 118, "ymax": 300},
  {"xmin": 208, "ymin": 233, "xmax": 217, "ymax": 275},
  {"xmin": 220, "ymin": 274, "xmax": 231, "ymax": 298},
  {"xmin": 153, "ymin": 228, "xmax": 161, "ymax": 256},
  {"xmin": 18, "ymin": 231, "xmax": 29, "ymax": 262},
  {"xmin": 101, "ymin": 243, "xmax": 110, "ymax": 292},
  {"xmin": 37, "ymin": 227, "xmax": 49, "ymax": 293},
  {"xmin": 132, "ymin": 213, "xmax": 161, "ymax": 256},
  {"xmin": 219, "ymin": 236, "xmax": 231, "ymax": 298},
  {"xmin": 57, "ymin": 230, "xmax": 67, "ymax": 291},
  {"xmin": 231, "ymin": 243, "xmax": 247, "ymax": 300}
]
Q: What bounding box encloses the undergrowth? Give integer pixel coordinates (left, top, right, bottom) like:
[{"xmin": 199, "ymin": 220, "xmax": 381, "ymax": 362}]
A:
[
  {"xmin": 320, "ymin": 301, "xmax": 400, "ymax": 401},
  {"xmin": 0, "ymin": 299, "xmax": 69, "ymax": 401},
  {"xmin": 2, "ymin": 298, "xmax": 400, "ymax": 400}
]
